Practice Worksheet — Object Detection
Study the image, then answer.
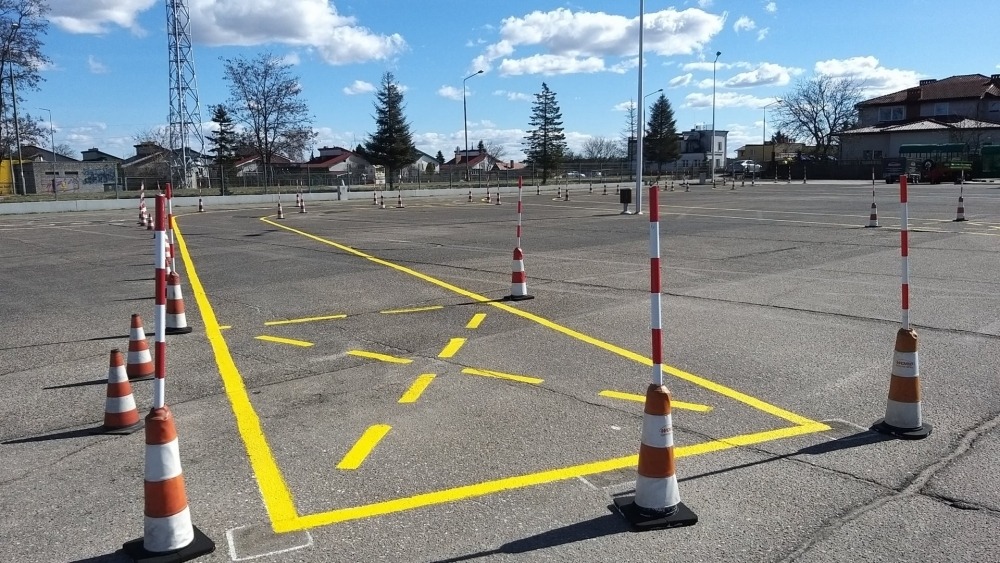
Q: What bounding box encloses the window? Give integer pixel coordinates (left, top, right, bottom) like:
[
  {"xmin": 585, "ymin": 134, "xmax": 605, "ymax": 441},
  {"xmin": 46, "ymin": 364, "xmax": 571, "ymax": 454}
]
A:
[
  {"xmin": 717, "ymin": 141, "xmax": 722, "ymax": 151},
  {"xmin": 934, "ymin": 102, "xmax": 949, "ymax": 116},
  {"xmin": 862, "ymin": 150, "xmax": 873, "ymax": 160},
  {"xmin": 873, "ymin": 150, "xmax": 883, "ymax": 160},
  {"xmin": 878, "ymin": 106, "xmax": 904, "ymax": 121},
  {"xmin": 989, "ymin": 101, "xmax": 999, "ymax": 112}
]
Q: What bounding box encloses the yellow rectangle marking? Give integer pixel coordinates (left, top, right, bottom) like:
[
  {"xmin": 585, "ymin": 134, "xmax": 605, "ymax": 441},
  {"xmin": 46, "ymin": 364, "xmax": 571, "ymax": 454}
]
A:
[
  {"xmin": 256, "ymin": 335, "xmax": 314, "ymax": 347},
  {"xmin": 461, "ymin": 368, "xmax": 543, "ymax": 385},
  {"xmin": 219, "ymin": 325, "xmax": 231, "ymax": 330},
  {"xmin": 399, "ymin": 374, "xmax": 436, "ymax": 403},
  {"xmin": 265, "ymin": 314, "xmax": 347, "ymax": 326},
  {"xmin": 599, "ymin": 390, "xmax": 713, "ymax": 412},
  {"xmin": 348, "ymin": 350, "xmax": 413, "ymax": 364},
  {"xmin": 438, "ymin": 338, "xmax": 466, "ymax": 358},
  {"xmin": 380, "ymin": 305, "xmax": 445, "ymax": 314},
  {"xmin": 465, "ymin": 313, "xmax": 487, "ymax": 329},
  {"xmin": 336, "ymin": 424, "xmax": 392, "ymax": 470}
]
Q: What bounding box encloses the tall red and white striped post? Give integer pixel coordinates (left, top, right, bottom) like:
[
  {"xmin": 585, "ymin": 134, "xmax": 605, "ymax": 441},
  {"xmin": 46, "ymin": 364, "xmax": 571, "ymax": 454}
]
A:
[
  {"xmin": 123, "ymin": 195, "xmax": 215, "ymax": 561},
  {"xmin": 164, "ymin": 183, "xmax": 177, "ymax": 274},
  {"xmin": 138, "ymin": 182, "xmax": 147, "ymax": 225},
  {"xmin": 874, "ymin": 174, "xmax": 931, "ymax": 439},
  {"xmin": 505, "ymin": 176, "xmax": 534, "ymax": 301},
  {"xmin": 614, "ymin": 184, "xmax": 697, "ymax": 530}
]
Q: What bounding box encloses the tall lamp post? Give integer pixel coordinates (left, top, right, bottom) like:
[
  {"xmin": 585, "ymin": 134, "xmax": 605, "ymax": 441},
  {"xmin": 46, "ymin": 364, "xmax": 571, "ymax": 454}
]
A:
[
  {"xmin": 762, "ymin": 99, "xmax": 783, "ymax": 181},
  {"xmin": 710, "ymin": 50, "xmax": 721, "ymax": 187},
  {"xmin": 635, "ymin": 88, "xmax": 662, "ymax": 214},
  {"xmin": 39, "ymin": 107, "xmax": 55, "ymax": 198},
  {"xmin": 462, "ymin": 69, "xmax": 483, "ymax": 183},
  {"xmin": 634, "ymin": 0, "xmax": 645, "ymax": 214}
]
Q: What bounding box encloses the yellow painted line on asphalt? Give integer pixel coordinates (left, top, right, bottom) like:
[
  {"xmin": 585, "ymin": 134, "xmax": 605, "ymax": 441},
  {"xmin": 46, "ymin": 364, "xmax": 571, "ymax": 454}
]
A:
[
  {"xmin": 336, "ymin": 424, "xmax": 392, "ymax": 470},
  {"xmin": 255, "ymin": 335, "xmax": 314, "ymax": 347},
  {"xmin": 265, "ymin": 314, "xmax": 347, "ymax": 326},
  {"xmin": 461, "ymin": 368, "xmax": 543, "ymax": 385},
  {"xmin": 599, "ymin": 390, "xmax": 713, "ymax": 412},
  {"xmin": 277, "ymin": 421, "xmax": 829, "ymax": 531},
  {"xmin": 259, "ymin": 218, "xmax": 823, "ymax": 428},
  {"xmin": 173, "ymin": 221, "xmax": 300, "ymax": 529},
  {"xmin": 399, "ymin": 374, "xmax": 436, "ymax": 404},
  {"xmin": 466, "ymin": 313, "xmax": 487, "ymax": 329},
  {"xmin": 438, "ymin": 338, "xmax": 466, "ymax": 358},
  {"xmin": 380, "ymin": 305, "xmax": 445, "ymax": 314},
  {"xmin": 347, "ymin": 350, "xmax": 414, "ymax": 364}
]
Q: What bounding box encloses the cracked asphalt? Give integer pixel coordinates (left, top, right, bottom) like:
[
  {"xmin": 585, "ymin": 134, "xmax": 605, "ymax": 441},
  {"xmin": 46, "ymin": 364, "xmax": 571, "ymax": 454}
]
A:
[{"xmin": 1, "ymin": 180, "xmax": 998, "ymax": 562}]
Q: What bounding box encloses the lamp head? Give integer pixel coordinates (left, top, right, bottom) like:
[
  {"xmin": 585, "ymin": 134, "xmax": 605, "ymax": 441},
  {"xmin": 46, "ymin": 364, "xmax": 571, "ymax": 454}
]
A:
[{"xmin": 715, "ymin": 51, "xmax": 721, "ymax": 59}]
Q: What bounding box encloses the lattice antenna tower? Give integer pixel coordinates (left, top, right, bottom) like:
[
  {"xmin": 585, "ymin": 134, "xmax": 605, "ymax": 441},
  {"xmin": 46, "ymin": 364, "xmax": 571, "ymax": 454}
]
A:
[{"xmin": 166, "ymin": 0, "xmax": 204, "ymax": 189}]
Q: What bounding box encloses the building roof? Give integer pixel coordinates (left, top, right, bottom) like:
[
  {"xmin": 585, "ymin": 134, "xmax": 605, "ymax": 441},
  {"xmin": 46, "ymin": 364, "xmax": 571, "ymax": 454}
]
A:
[
  {"xmin": 838, "ymin": 117, "xmax": 1000, "ymax": 136},
  {"xmin": 20, "ymin": 145, "xmax": 79, "ymax": 163},
  {"xmin": 859, "ymin": 74, "xmax": 1000, "ymax": 106}
]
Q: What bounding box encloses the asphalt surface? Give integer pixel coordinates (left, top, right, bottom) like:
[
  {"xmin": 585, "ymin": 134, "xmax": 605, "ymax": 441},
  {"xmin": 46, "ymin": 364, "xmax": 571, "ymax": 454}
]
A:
[{"xmin": 2, "ymin": 179, "xmax": 999, "ymax": 563}]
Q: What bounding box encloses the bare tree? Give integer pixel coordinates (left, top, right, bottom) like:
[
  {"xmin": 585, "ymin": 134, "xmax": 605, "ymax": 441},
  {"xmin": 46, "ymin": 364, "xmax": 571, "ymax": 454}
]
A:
[
  {"xmin": 582, "ymin": 136, "xmax": 622, "ymax": 161},
  {"xmin": 774, "ymin": 76, "xmax": 864, "ymax": 158},
  {"xmin": 0, "ymin": 0, "xmax": 51, "ymax": 161},
  {"xmin": 133, "ymin": 127, "xmax": 169, "ymax": 148},
  {"xmin": 482, "ymin": 139, "xmax": 507, "ymax": 162},
  {"xmin": 619, "ymin": 99, "xmax": 637, "ymax": 179}
]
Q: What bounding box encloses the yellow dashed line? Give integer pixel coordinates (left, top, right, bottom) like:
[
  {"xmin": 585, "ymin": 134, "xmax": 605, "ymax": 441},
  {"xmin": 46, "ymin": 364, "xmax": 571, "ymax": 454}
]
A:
[
  {"xmin": 255, "ymin": 335, "xmax": 314, "ymax": 347},
  {"xmin": 438, "ymin": 338, "xmax": 466, "ymax": 358},
  {"xmin": 466, "ymin": 313, "xmax": 487, "ymax": 329},
  {"xmin": 348, "ymin": 350, "xmax": 414, "ymax": 364},
  {"xmin": 264, "ymin": 314, "xmax": 347, "ymax": 326},
  {"xmin": 399, "ymin": 374, "xmax": 436, "ymax": 404},
  {"xmin": 380, "ymin": 305, "xmax": 445, "ymax": 314},
  {"xmin": 461, "ymin": 368, "xmax": 543, "ymax": 385},
  {"xmin": 336, "ymin": 425, "xmax": 392, "ymax": 470},
  {"xmin": 599, "ymin": 390, "xmax": 713, "ymax": 412},
  {"xmin": 219, "ymin": 325, "xmax": 232, "ymax": 330}
]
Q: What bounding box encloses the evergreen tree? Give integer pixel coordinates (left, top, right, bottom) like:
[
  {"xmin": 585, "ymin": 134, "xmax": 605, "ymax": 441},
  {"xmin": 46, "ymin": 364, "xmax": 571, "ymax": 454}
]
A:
[
  {"xmin": 477, "ymin": 139, "xmax": 486, "ymax": 153},
  {"xmin": 644, "ymin": 94, "xmax": 679, "ymax": 173},
  {"xmin": 363, "ymin": 72, "xmax": 416, "ymax": 191},
  {"xmin": 523, "ymin": 83, "xmax": 566, "ymax": 185},
  {"xmin": 435, "ymin": 150, "xmax": 445, "ymax": 165},
  {"xmin": 206, "ymin": 104, "xmax": 239, "ymax": 195}
]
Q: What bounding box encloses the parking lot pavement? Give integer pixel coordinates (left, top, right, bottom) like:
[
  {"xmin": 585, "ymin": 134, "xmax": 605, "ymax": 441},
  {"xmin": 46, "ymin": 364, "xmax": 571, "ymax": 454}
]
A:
[{"xmin": 1, "ymin": 181, "xmax": 999, "ymax": 562}]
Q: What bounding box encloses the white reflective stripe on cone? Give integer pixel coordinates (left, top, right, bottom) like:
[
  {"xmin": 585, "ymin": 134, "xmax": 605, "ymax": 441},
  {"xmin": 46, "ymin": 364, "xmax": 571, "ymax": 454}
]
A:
[
  {"xmin": 891, "ymin": 351, "xmax": 918, "ymax": 378},
  {"xmin": 145, "ymin": 439, "xmax": 183, "ymax": 482},
  {"xmin": 166, "ymin": 313, "xmax": 187, "ymax": 327},
  {"xmin": 130, "ymin": 327, "xmax": 145, "ymax": 339},
  {"xmin": 127, "ymin": 350, "xmax": 152, "ymax": 363},
  {"xmin": 641, "ymin": 413, "xmax": 673, "ymax": 449},
  {"xmin": 511, "ymin": 260, "xmax": 525, "ymax": 272},
  {"xmin": 105, "ymin": 395, "xmax": 137, "ymax": 414},
  {"xmin": 635, "ymin": 474, "xmax": 680, "ymax": 510},
  {"xmin": 885, "ymin": 399, "xmax": 923, "ymax": 429},
  {"xmin": 510, "ymin": 283, "xmax": 527, "ymax": 296},
  {"xmin": 144, "ymin": 506, "xmax": 194, "ymax": 552},
  {"xmin": 167, "ymin": 284, "xmax": 183, "ymax": 299}
]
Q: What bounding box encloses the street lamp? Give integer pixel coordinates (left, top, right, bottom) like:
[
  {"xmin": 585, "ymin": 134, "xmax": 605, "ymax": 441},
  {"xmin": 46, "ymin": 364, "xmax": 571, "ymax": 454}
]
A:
[
  {"xmin": 635, "ymin": 87, "xmax": 662, "ymax": 214},
  {"xmin": 762, "ymin": 99, "xmax": 783, "ymax": 180},
  {"xmin": 710, "ymin": 50, "xmax": 721, "ymax": 187},
  {"xmin": 39, "ymin": 107, "xmax": 55, "ymax": 198},
  {"xmin": 462, "ymin": 69, "xmax": 483, "ymax": 183}
]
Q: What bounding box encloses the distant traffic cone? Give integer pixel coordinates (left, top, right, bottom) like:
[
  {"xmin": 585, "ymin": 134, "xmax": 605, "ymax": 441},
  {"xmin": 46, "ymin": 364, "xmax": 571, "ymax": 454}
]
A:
[
  {"xmin": 126, "ymin": 314, "xmax": 155, "ymax": 380},
  {"xmin": 139, "ymin": 204, "xmax": 147, "ymax": 225},
  {"xmin": 873, "ymin": 328, "xmax": 932, "ymax": 439},
  {"xmin": 277, "ymin": 202, "xmax": 284, "ymax": 219},
  {"xmin": 295, "ymin": 192, "xmax": 301, "ymax": 208},
  {"xmin": 299, "ymin": 197, "xmax": 306, "ymax": 213},
  {"xmin": 122, "ymin": 405, "xmax": 216, "ymax": 561},
  {"xmin": 97, "ymin": 349, "xmax": 142, "ymax": 434},
  {"xmin": 536, "ymin": 184, "xmax": 540, "ymax": 196},
  {"xmin": 616, "ymin": 185, "xmax": 620, "ymax": 195},
  {"xmin": 954, "ymin": 196, "xmax": 966, "ymax": 221},
  {"xmin": 373, "ymin": 191, "xmax": 378, "ymax": 206},
  {"xmin": 396, "ymin": 192, "xmax": 405, "ymax": 208},
  {"xmin": 495, "ymin": 191, "xmax": 502, "ymax": 205},
  {"xmin": 146, "ymin": 214, "xmax": 153, "ymax": 230},
  {"xmin": 165, "ymin": 272, "xmax": 193, "ymax": 335},
  {"xmin": 197, "ymin": 198, "xmax": 204, "ymax": 213},
  {"xmin": 866, "ymin": 202, "xmax": 879, "ymax": 227},
  {"xmin": 504, "ymin": 247, "xmax": 534, "ymax": 301},
  {"xmin": 557, "ymin": 186, "xmax": 562, "ymax": 199},
  {"xmin": 564, "ymin": 189, "xmax": 570, "ymax": 201},
  {"xmin": 468, "ymin": 190, "xmax": 473, "ymax": 203},
  {"xmin": 603, "ymin": 184, "xmax": 608, "ymax": 196},
  {"xmin": 614, "ymin": 385, "xmax": 698, "ymax": 530},
  {"xmin": 379, "ymin": 194, "xmax": 386, "ymax": 209},
  {"xmin": 589, "ymin": 184, "xmax": 593, "ymax": 195}
]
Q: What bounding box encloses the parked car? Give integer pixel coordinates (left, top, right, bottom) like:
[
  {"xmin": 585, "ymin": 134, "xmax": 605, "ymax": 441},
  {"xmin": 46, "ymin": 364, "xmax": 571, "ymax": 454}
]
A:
[
  {"xmin": 564, "ymin": 171, "xmax": 586, "ymax": 178},
  {"xmin": 732, "ymin": 160, "xmax": 762, "ymax": 174}
]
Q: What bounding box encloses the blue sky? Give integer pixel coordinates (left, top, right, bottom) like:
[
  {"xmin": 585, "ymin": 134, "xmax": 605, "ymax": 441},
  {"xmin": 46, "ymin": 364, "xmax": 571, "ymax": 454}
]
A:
[{"xmin": 31, "ymin": 0, "xmax": 1000, "ymax": 161}]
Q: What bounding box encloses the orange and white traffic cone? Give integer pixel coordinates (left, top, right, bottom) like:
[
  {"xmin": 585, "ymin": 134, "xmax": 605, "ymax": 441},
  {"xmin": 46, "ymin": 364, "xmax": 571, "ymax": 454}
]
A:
[
  {"xmin": 373, "ymin": 191, "xmax": 378, "ymax": 206},
  {"xmin": 954, "ymin": 196, "xmax": 966, "ymax": 222},
  {"xmin": 146, "ymin": 214, "xmax": 153, "ymax": 230},
  {"xmin": 504, "ymin": 247, "xmax": 534, "ymax": 301},
  {"xmin": 866, "ymin": 202, "xmax": 879, "ymax": 228},
  {"xmin": 396, "ymin": 193, "xmax": 405, "ymax": 208},
  {"xmin": 197, "ymin": 198, "xmax": 204, "ymax": 213},
  {"xmin": 468, "ymin": 190, "xmax": 473, "ymax": 203},
  {"xmin": 380, "ymin": 194, "xmax": 386, "ymax": 209},
  {"xmin": 495, "ymin": 191, "xmax": 502, "ymax": 205},
  {"xmin": 126, "ymin": 314, "xmax": 155, "ymax": 380},
  {"xmin": 614, "ymin": 385, "xmax": 698, "ymax": 530},
  {"xmin": 277, "ymin": 202, "xmax": 284, "ymax": 219},
  {"xmin": 97, "ymin": 349, "xmax": 142, "ymax": 434},
  {"xmin": 873, "ymin": 328, "xmax": 931, "ymax": 439},
  {"xmin": 299, "ymin": 196, "xmax": 307, "ymax": 213},
  {"xmin": 564, "ymin": 189, "xmax": 570, "ymax": 201},
  {"xmin": 122, "ymin": 406, "xmax": 215, "ymax": 561},
  {"xmin": 165, "ymin": 272, "xmax": 193, "ymax": 335}
]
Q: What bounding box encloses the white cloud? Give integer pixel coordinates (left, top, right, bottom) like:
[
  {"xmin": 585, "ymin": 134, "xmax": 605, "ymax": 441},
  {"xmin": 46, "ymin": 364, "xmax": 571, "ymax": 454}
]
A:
[
  {"xmin": 87, "ymin": 55, "xmax": 109, "ymax": 74},
  {"xmin": 668, "ymin": 73, "xmax": 693, "ymax": 87},
  {"xmin": 757, "ymin": 28, "xmax": 769, "ymax": 41},
  {"xmin": 48, "ymin": 0, "xmax": 156, "ymax": 34},
  {"xmin": 814, "ymin": 56, "xmax": 923, "ymax": 95},
  {"xmin": 438, "ymin": 85, "xmax": 463, "ymax": 101},
  {"xmin": 733, "ymin": 16, "xmax": 756, "ymax": 33},
  {"xmin": 723, "ymin": 63, "xmax": 803, "ymax": 88},
  {"xmin": 493, "ymin": 90, "xmax": 533, "ymax": 101},
  {"xmin": 682, "ymin": 60, "xmax": 753, "ymax": 72},
  {"xmin": 683, "ymin": 91, "xmax": 775, "ymax": 109},
  {"xmin": 342, "ymin": 80, "xmax": 375, "ymax": 95},
  {"xmin": 476, "ymin": 7, "xmax": 724, "ymax": 76},
  {"xmin": 698, "ymin": 0, "xmax": 714, "ymax": 7},
  {"xmin": 281, "ymin": 52, "xmax": 301, "ymax": 66},
  {"xmin": 765, "ymin": 2, "xmax": 778, "ymax": 13},
  {"xmin": 613, "ymin": 100, "xmax": 636, "ymax": 111}
]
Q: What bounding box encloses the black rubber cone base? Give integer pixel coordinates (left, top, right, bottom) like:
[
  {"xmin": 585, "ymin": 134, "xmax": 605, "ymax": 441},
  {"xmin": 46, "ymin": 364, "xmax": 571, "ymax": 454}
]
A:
[
  {"xmin": 954, "ymin": 218, "xmax": 966, "ymax": 222},
  {"xmin": 165, "ymin": 326, "xmax": 193, "ymax": 335},
  {"xmin": 91, "ymin": 421, "xmax": 143, "ymax": 436},
  {"xmin": 613, "ymin": 497, "xmax": 698, "ymax": 531},
  {"xmin": 503, "ymin": 294, "xmax": 535, "ymax": 302},
  {"xmin": 871, "ymin": 419, "xmax": 932, "ymax": 440},
  {"xmin": 122, "ymin": 525, "xmax": 215, "ymax": 562}
]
